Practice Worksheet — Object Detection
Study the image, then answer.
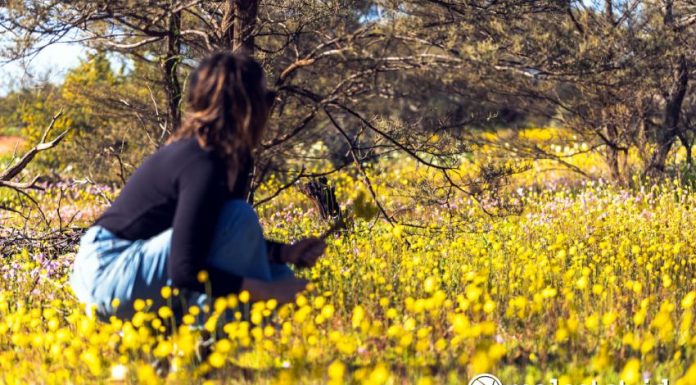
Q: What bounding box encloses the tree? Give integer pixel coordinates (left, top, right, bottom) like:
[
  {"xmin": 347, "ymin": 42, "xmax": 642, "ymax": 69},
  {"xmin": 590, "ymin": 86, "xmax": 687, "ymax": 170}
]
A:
[
  {"xmin": 402, "ymin": 0, "xmax": 696, "ymax": 183},
  {"xmin": 2, "ymin": 0, "xmax": 519, "ymax": 220}
]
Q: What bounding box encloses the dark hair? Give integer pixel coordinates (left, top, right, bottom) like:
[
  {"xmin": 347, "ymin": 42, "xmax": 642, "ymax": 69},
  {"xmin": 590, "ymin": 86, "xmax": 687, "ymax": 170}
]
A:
[{"xmin": 167, "ymin": 52, "xmax": 276, "ymax": 189}]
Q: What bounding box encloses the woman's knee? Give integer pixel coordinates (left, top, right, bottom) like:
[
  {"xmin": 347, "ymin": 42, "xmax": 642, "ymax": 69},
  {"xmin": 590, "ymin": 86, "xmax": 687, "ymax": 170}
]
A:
[{"xmin": 217, "ymin": 199, "xmax": 261, "ymax": 232}]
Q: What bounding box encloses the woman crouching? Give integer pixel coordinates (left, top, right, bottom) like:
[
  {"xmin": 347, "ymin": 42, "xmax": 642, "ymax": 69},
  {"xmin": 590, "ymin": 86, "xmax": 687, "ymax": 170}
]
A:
[{"xmin": 69, "ymin": 52, "xmax": 326, "ymax": 322}]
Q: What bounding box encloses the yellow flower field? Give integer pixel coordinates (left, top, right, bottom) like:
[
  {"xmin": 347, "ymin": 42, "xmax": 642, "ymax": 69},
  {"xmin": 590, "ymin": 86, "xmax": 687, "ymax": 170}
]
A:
[{"xmin": 0, "ymin": 131, "xmax": 695, "ymax": 384}]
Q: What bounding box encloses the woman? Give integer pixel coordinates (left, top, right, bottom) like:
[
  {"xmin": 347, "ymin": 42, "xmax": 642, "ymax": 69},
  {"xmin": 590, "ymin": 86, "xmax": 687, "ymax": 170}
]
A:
[{"xmin": 69, "ymin": 52, "xmax": 326, "ymax": 322}]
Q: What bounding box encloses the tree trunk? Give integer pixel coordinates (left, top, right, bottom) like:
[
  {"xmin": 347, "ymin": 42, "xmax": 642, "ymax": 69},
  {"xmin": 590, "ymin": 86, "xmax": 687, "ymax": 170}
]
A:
[
  {"xmin": 645, "ymin": 54, "xmax": 688, "ymax": 178},
  {"xmin": 606, "ymin": 145, "xmax": 622, "ymax": 183},
  {"xmin": 299, "ymin": 177, "xmax": 342, "ymax": 220},
  {"xmin": 602, "ymin": 120, "xmax": 628, "ymax": 184},
  {"xmin": 604, "ymin": 0, "xmax": 614, "ymax": 25},
  {"xmin": 222, "ymin": 0, "xmax": 260, "ymax": 54},
  {"xmin": 663, "ymin": 0, "xmax": 674, "ymax": 25},
  {"xmin": 678, "ymin": 133, "xmax": 692, "ymax": 168},
  {"xmin": 605, "ymin": 147, "xmax": 630, "ymax": 186},
  {"xmin": 162, "ymin": 4, "xmax": 182, "ymax": 136}
]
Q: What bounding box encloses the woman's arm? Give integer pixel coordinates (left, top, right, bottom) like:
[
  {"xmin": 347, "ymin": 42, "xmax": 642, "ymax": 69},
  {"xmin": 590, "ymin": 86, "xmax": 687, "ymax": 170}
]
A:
[
  {"xmin": 266, "ymin": 240, "xmax": 286, "ymax": 263},
  {"xmin": 239, "ymin": 156, "xmax": 327, "ymax": 268},
  {"xmin": 267, "ymin": 238, "xmax": 327, "ymax": 268}
]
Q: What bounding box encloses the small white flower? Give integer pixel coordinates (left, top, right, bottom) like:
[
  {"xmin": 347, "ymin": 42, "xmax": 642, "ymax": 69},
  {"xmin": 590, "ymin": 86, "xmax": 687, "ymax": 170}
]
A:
[
  {"xmin": 642, "ymin": 371, "xmax": 651, "ymax": 382},
  {"xmin": 110, "ymin": 364, "xmax": 128, "ymax": 381}
]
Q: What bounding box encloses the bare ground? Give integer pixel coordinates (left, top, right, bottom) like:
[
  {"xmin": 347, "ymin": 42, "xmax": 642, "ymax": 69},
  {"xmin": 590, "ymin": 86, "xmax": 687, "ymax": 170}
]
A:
[{"xmin": 0, "ymin": 136, "xmax": 25, "ymax": 157}]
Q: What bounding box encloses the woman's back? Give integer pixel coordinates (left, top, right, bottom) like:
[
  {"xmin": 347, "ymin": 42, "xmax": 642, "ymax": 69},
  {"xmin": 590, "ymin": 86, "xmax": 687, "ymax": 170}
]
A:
[{"xmin": 95, "ymin": 137, "xmax": 249, "ymax": 242}]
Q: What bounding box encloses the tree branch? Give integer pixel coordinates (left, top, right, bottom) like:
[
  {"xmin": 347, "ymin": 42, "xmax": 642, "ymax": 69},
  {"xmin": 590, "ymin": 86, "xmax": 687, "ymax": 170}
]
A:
[{"xmin": 1, "ymin": 110, "xmax": 70, "ymax": 182}]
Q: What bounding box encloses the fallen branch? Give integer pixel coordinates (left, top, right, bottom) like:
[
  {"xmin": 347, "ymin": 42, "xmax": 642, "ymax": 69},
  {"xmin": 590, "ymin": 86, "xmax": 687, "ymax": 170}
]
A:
[
  {"xmin": 0, "ymin": 176, "xmax": 43, "ymax": 190},
  {"xmin": 1, "ymin": 110, "xmax": 71, "ymax": 183}
]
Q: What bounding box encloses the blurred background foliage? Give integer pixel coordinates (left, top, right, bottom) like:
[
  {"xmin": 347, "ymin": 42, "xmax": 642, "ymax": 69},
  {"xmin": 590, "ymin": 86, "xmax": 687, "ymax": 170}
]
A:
[{"xmin": 0, "ymin": 0, "xmax": 694, "ymax": 199}]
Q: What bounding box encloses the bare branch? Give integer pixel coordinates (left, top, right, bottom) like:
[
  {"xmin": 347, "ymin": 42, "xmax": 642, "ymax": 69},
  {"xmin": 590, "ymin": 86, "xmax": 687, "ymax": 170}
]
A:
[{"xmin": 1, "ymin": 110, "xmax": 70, "ymax": 182}]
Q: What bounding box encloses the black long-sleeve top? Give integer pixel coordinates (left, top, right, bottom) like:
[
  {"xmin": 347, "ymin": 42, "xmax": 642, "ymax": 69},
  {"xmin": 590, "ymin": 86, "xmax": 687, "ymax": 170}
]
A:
[{"xmin": 94, "ymin": 137, "xmax": 284, "ymax": 296}]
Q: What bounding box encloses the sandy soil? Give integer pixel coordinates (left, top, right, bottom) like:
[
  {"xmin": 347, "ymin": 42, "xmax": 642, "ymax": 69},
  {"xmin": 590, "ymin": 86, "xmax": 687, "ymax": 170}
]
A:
[{"xmin": 0, "ymin": 136, "xmax": 25, "ymax": 157}]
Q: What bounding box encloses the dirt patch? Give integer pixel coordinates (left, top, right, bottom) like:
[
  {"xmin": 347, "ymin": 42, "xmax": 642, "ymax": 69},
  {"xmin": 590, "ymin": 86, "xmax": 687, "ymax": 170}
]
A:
[{"xmin": 0, "ymin": 136, "xmax": 25, "ymax": 156}]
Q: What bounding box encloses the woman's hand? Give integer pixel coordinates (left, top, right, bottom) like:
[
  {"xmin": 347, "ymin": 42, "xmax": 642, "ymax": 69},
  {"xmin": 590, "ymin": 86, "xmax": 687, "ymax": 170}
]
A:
[
  {"xmin": 241, "ymin": 277, "xmax": 309, "ymax": 304},
  {"xmin": 281, "ymin": 238, "xmax": 327, "ymax": 268}
]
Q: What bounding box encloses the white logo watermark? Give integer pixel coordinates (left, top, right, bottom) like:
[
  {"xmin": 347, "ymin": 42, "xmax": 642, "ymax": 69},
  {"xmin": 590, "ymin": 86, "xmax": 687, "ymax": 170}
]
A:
[
  {"xmin": 469, "ymin": 374, "xmax": 503, "ymax": 385},
  {"xmin": 468, "ymin": 374, "xmax": 671, "ymax": 385}
]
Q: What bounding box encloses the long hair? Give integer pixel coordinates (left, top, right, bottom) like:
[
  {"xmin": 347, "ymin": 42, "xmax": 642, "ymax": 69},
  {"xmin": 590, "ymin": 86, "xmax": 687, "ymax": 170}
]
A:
[{"xmin": 167, "ymin": 52, "xmax": 275, "ymax": 189}]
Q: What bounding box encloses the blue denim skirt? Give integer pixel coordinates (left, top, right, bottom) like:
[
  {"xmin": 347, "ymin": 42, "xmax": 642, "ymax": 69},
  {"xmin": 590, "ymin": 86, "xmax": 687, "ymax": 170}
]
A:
[{"xmin": 69, "ymin": 200, "xmax": 293, "ymax": 321}]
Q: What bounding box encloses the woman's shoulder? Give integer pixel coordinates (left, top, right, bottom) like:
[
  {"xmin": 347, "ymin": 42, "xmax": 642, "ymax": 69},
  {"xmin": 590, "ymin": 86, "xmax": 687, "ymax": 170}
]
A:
[
  {"xmin": 160, "ymin": 137, "xmax": 222, "ymax": 163},
  {"xmin": 165, "ymin": 136, "xmax": 209, "ymax": 153},
  {"xmin": 161, "ymin": 137, "xmax": 224, "ymax": 178}
]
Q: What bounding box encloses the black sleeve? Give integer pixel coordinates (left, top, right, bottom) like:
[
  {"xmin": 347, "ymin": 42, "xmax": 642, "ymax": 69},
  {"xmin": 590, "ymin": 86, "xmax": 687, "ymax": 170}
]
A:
[
  {"xmin": 170, "ymin": 155, "xmax": 243, "ymax": 296},
  {"xmin": 266, "ymin": 239, "xmax": 287, "ymax": 264}
]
